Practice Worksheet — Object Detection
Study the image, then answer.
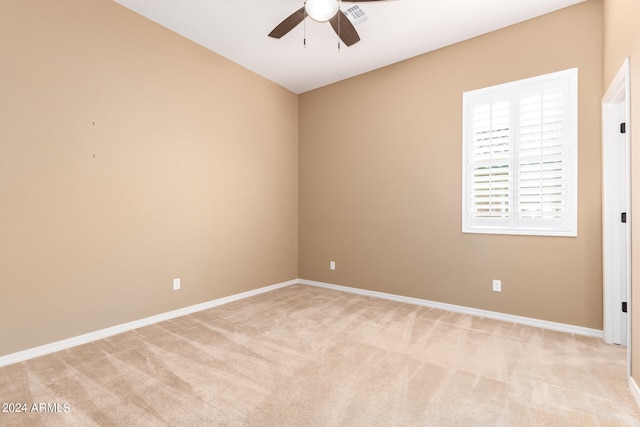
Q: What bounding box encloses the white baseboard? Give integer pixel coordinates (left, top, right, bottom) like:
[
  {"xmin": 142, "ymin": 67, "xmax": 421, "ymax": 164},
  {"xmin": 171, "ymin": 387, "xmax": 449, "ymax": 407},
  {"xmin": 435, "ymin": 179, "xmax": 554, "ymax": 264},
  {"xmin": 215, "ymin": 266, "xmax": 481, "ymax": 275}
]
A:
[
  {"xmin": 299, "ymin": 279, "xmax": 604, "ymax": 339},
  {"xmin": 631, "ymin": 376, "xmax": 640, "ymax": 409},
  {"xmin": 0, "ymin": 277, "xmax": 606, "ymax": 368},
  {"xmin": 0, "ymin": 279, "xmax": 297, "ymax": 368}
]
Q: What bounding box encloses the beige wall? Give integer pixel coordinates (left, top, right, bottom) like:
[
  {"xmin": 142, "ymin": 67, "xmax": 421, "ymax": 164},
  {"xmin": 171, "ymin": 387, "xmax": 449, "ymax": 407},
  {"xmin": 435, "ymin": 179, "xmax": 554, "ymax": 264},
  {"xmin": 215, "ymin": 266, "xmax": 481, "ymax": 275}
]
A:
[
  {"xmin": 603, "ymin": 0, "xmax": 640, "ymax": 388},
  {"xmin": 0, "ymin": 0, "xmax": 299, "ymax": 356},
  {"xmin": 300, "ymin": 1, "xmax": 604, "ymax": 329}
]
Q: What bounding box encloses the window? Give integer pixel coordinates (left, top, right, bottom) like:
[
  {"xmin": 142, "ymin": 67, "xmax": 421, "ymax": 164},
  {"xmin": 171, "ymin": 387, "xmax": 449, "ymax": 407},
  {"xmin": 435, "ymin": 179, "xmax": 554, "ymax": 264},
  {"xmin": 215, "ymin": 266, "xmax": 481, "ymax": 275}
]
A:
[{"xmin": 462, "ymin": 68, "xmax": 578, "ymax": 236}]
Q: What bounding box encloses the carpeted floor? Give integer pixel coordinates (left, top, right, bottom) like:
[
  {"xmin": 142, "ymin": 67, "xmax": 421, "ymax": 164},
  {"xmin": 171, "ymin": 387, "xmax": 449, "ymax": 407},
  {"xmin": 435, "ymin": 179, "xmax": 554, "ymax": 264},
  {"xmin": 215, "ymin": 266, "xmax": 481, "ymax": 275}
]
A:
[{"xmin": 1, "ymin": 284, "xmax": 639, "ymax": 426}]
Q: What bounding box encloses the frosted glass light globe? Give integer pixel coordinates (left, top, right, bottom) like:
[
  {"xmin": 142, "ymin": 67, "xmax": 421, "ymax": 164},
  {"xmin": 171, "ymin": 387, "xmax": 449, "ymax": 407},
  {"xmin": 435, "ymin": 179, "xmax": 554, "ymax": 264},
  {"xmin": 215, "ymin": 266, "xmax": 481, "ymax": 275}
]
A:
[{"xmin": 305, "ymin": 0, "xmax": 340, "ymax": 22}]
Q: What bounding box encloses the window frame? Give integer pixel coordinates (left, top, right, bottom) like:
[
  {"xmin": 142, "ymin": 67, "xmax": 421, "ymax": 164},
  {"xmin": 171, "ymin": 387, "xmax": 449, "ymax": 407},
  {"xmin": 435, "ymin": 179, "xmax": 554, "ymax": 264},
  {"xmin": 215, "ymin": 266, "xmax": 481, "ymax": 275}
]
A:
[{"xmin": 461, "ymin": 68, "xmax": 578, "ymax": 237}]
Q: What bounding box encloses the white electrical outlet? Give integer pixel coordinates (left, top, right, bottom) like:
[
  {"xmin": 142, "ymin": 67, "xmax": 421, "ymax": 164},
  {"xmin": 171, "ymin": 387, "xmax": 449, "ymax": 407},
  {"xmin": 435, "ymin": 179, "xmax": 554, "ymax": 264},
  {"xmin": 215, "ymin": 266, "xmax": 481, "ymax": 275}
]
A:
[
  {"xmin": 330, "ymin": 261, "xmax": 336, "ymax": 271},
  {"xmin": 173, "ymin": 278, "xmax": 181, "ymax": 291},
  {"xmin": 492, "ymin": 279, "xmax": 501, "ymax": 292}
]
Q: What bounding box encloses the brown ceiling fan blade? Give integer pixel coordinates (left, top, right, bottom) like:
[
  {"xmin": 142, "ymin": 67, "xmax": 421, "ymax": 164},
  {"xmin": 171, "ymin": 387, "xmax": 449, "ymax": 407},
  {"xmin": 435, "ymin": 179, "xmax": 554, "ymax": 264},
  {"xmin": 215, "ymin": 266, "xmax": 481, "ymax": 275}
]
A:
[
  {"xmin": 329, "ymin": 10, "xmax": 360, "ymax": 46},
  {"xmin": 268, "ymin": 7, "xmax": 306, "ymax": 38}
]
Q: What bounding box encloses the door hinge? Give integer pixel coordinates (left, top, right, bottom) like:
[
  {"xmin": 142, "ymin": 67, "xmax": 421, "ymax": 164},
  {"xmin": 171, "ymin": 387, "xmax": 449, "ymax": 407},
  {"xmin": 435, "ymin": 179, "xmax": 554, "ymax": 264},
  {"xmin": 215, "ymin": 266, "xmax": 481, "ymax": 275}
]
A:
[
  {"xmin": 621, "ymin": 212, "xmax": 627, "ymax": 223},
  {"xmin": 622, "ymin": 302, "xmax": 628, "ymax": 313},
  {"xmin": 621, "ymin": 122, "xmax": 627, "ymax": 134}
]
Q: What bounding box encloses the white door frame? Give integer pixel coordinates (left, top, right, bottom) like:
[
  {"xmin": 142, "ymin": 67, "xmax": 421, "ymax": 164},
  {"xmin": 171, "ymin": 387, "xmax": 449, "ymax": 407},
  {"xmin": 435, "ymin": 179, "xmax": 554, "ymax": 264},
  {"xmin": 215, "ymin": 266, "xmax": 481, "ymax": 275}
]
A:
[{"xmin": 602, "ymin": 57, "xmax": 631, "ymax": 363}]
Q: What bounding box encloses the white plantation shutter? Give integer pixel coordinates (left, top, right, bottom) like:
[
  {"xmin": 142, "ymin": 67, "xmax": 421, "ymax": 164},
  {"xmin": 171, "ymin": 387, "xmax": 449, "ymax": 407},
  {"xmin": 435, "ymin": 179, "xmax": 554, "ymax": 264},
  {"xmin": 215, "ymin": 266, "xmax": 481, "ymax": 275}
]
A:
[
  {"xmin": 469, "ymin": 99, "xmax": 511, "ymax": 228},
  {"xmin": 517, "ymin": 84, "xmax": 569, "ymax": 226},
  {"xmin": 462, "ymin": 69, "xmax": 577, "ymax": 236}
]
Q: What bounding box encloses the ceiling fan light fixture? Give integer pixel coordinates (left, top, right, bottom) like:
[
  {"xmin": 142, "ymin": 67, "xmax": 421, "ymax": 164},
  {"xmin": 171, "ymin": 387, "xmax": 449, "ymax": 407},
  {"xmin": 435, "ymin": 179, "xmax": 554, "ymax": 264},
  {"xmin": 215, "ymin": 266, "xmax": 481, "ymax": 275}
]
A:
[{"xmin": 305, "ymin": 0, "xmax": 340, "ymax": 23}]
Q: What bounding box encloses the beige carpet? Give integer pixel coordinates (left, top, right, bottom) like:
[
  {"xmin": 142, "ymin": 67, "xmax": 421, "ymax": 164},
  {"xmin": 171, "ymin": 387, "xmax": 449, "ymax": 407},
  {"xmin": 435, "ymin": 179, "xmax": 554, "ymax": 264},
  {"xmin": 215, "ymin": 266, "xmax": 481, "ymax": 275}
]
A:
[{"xmin": 1, "ymin": 284, "xmax": 639, "ymax": 426}]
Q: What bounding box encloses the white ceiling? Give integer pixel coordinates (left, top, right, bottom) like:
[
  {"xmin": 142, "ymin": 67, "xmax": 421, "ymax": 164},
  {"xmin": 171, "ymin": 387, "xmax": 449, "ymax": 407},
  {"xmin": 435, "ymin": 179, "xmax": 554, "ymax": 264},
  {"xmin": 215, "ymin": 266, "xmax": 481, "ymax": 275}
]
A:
[{"xmin": 112, "ymin": 0, "xmax": 586, "ymax": 94}]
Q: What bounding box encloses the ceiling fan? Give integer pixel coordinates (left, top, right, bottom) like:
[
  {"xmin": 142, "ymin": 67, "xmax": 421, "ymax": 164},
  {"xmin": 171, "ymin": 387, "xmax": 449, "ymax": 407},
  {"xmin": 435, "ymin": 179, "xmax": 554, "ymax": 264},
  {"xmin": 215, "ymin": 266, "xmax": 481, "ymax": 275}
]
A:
[{"xmin": 268, "ymin": 0, "xmax": 389, "ymax": 47}]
